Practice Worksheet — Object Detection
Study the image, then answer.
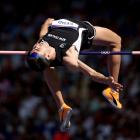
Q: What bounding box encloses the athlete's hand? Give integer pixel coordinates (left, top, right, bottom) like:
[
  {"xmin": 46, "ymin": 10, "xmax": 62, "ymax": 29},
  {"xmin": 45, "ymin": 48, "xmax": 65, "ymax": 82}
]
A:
[{"xmin": 107, "ymin": 76, "xmax": 123, "ymax": 92}]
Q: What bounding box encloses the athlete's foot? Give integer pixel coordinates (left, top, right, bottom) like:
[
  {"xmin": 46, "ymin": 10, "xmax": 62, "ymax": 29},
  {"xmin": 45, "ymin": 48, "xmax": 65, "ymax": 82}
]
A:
[
  {"xmin": 102, "ymin": 87, "xmax": 122, "ymax": 109},
  {"xmin": 58, "ymin": 104, "xmax": 73, "ymax": 132}
]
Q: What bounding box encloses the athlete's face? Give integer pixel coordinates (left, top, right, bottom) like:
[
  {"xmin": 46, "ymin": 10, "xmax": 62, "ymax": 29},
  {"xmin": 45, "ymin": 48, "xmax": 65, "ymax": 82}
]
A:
[{"xmin": 31, "ymin": 39, "xmax": 56, "ymax": 60}]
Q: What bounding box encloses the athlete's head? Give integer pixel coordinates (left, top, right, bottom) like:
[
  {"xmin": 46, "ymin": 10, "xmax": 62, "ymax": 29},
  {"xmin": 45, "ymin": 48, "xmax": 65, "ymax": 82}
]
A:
[{"xmin": 26, "ymin": 39, "xmax": 56, "ymax": 71}]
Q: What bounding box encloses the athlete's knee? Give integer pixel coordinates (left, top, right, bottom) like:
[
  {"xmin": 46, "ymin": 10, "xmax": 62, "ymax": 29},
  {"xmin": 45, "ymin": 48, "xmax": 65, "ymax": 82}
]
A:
[
  {"xmin": 106, "ymin": 27, "xmax": 122, "ymax": 50},
  {"xmin": 112, "ymin": 34, "xmax": 122, "ymax": 50},
  {"xmin": 116, "ymin": 35, "xmax": 121, "ymax": 48}
]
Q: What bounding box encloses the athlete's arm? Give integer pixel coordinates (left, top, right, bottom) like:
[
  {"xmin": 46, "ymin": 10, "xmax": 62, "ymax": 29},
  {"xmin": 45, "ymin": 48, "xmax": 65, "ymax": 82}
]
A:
[
  {"xmin": 63, "ymin": 45, "xmax": 122, "ymax": 91},
  {"xmin": 77, "ymin": 59, "xmax": 123, "ymax": 91},
  {"xmin": 63, "ymin": 46, "xmax": 79, "ymax": 71},
  {"xmin": 39, "ymin": 18, "xmax": 54, "ymax": 38}
]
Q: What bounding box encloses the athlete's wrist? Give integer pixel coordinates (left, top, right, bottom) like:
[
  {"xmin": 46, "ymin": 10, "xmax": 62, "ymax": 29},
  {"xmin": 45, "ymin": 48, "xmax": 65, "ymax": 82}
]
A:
[{"xmin": 105, "ymin": 76, "xmax": 112, "ymax": 86}]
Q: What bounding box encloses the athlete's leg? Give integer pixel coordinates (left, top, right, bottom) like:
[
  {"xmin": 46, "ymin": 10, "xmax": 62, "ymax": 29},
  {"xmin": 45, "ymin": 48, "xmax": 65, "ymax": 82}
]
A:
[
  {"xmin": 44, "ymin": 67, "xmax": 65, "ymax": 109},
  {"xmin": 93, "ymin": 26, "xmax": 121, "ymax": 82},
  {"xmin": 93, "ymin": 26, "xmax": 122, "ymax": 109},
  {"xmin": 43, "ymin": 67, "xmax": 72, "ymax": 131}
]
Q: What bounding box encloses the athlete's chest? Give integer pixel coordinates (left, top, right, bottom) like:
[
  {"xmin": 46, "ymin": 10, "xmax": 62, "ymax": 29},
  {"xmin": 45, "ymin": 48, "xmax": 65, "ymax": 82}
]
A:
[{"xmin": 43, "ymin": 28, "xmax": 79, "ymax": 50}]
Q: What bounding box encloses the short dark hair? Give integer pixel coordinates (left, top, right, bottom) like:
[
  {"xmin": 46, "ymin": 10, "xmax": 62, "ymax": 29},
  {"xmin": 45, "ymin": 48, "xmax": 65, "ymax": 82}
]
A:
[{"xmin": 26, "ymin": 52, "xmax": 50, "ymax": 71}]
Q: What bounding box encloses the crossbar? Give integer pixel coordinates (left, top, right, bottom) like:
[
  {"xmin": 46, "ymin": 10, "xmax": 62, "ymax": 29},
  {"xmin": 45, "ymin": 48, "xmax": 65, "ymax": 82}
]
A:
[
  {"xmin": 79, "ymin": 51, "xmax": 140, "ymax": 55},
  {"xmin": 0, "ymin": 51, "xmax": 140, "ymax": 55}
]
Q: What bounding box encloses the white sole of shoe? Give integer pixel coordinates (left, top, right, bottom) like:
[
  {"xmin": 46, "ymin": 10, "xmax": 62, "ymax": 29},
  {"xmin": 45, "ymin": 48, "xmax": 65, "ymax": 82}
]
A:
[{"xmin": 60, "ymin": 109, "xmax": 73, "ymax": 132}]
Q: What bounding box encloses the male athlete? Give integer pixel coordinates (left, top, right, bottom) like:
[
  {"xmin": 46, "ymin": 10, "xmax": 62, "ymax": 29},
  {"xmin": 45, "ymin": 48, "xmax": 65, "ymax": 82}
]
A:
[{"xmin": 26, "ymin": 18, "xmax": 123, "ymax": 131}]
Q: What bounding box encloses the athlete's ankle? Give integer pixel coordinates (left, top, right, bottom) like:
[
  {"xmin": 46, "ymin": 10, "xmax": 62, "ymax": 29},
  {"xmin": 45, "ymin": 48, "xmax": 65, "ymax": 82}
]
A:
[{"xmin": 58, "ymin": 103, "xmax": 65, "ymax": 112}]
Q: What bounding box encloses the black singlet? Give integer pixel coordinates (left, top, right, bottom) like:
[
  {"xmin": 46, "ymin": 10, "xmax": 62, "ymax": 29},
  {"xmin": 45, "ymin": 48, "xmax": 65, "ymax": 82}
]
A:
[{"xmin": 42, "ymin": 18, "xmax": 96, "ymax": 66}]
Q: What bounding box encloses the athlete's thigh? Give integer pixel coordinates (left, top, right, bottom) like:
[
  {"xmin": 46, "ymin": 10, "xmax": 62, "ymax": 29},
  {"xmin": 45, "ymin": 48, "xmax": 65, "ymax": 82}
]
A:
[{"xmin": 92, "ymin": 26, "xmax": 121, "ymax": 46}]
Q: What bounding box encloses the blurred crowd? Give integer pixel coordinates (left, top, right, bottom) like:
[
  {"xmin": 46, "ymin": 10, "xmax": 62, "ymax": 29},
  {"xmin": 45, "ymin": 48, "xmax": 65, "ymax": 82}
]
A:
[{"xmin": 0, "ymin": 0, "xmax": 140, "ymax": 140}]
